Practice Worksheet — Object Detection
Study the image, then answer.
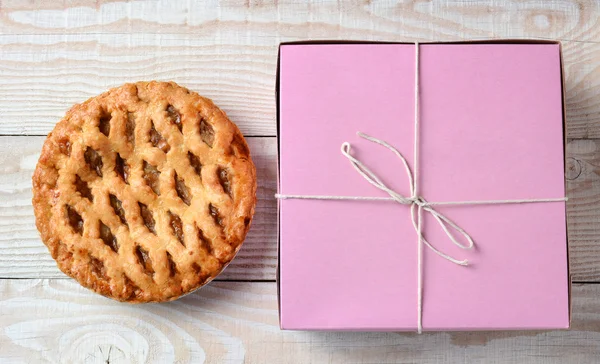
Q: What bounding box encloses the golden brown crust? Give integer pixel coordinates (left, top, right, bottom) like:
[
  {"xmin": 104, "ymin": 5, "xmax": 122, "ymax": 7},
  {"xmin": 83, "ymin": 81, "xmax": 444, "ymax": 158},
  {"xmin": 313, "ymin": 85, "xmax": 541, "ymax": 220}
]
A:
[{"xmin": 32, "ymin": 81, "xmax": 257, "ymax": 302}]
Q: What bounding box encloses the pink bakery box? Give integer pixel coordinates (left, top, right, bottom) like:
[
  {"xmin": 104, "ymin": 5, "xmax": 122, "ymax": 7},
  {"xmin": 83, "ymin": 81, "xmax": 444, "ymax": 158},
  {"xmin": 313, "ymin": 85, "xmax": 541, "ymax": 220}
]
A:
[{"xmin": 275, "ymin": 40, "xmax": 570, "ymax": 332}]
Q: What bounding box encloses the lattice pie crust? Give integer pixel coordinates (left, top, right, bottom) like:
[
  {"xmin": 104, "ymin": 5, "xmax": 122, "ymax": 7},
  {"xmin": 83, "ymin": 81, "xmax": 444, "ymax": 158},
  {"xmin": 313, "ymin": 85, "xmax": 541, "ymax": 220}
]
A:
[{"xmin": 32, "ymin": 81, "xmax": 257, "ymax": 302}]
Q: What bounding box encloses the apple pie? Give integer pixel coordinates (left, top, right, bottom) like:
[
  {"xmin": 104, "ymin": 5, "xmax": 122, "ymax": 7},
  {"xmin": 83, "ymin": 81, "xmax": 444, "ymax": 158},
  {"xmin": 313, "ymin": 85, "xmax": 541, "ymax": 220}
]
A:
[{"xmin": 32, "ymin": 81, "xmax": 257, "ymax": 302}]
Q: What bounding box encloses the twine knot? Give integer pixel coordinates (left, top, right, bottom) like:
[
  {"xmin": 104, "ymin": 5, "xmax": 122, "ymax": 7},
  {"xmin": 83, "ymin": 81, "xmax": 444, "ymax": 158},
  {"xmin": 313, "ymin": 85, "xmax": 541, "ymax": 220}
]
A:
[{"xmin": 410, "ymin": 196, "xmax": 428, "ymax": 207}]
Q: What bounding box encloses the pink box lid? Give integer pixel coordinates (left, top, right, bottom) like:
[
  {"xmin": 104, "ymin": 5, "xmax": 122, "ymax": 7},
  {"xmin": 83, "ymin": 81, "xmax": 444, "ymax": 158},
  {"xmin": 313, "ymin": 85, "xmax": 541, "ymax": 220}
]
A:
[{"xmin": 278, "ymin": 43, "xmax": 568, "ymax": 331}]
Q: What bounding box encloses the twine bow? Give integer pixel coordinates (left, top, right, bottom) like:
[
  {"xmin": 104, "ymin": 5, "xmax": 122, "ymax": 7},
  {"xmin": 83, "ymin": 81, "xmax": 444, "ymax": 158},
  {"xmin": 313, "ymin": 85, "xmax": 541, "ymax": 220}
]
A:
[{"xmin": 341, "ymin": 132, "xmax": 474, "ymax": 267}]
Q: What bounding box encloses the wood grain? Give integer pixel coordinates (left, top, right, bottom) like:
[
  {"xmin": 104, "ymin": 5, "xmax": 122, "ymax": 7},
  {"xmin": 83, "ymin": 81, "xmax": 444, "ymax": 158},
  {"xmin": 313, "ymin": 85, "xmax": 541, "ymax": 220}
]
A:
[
  {"xmin": 0, "ymin": 279, "xmax": 599, "ymax": 364},
  {"xmin": 2, "ymin": 136, "xmax": 600, "ymax": 282},
  {"xmin": 0, "ymin": 136, "xmax": 278, "ymax": 280}
]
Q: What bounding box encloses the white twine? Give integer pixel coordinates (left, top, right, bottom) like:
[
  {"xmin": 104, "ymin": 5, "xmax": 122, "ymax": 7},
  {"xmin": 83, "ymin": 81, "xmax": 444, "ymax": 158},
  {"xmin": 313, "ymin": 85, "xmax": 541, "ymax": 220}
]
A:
[{"xmin": 275, "ymin": 42, "xmax": 568, "ymax": 333}]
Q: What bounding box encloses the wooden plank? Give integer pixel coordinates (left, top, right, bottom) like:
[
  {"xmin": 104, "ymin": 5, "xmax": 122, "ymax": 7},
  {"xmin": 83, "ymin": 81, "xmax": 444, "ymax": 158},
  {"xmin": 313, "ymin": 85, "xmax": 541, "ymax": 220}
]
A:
[
  {"xmin": 2, "ymin": 136, "xmax": 600, "ymax": 281},
  {"xmin": 0, "ymin": 136, "xmax": 278, "ymax": 280},
  {"xmin": 0, "ymin": 2, "xmax": 598, "ymax": 137},
  {"xmin": 567, "ymin": 139, "xmax": 600, "ymax": 281},
  {"xmin": 0, "ymin": 279, "xmax": 598, "ymax": 364},
  {"xmin": 0, "ymin": 0, "xmax": 597, "ymax": 39}
]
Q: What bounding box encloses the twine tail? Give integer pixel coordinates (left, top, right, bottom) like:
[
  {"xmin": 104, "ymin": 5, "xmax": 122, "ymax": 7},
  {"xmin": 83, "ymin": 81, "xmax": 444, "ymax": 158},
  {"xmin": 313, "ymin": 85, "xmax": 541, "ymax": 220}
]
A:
[{"xmin": 416, "ymin": 203, "xmax": 424, "ymax": 334}]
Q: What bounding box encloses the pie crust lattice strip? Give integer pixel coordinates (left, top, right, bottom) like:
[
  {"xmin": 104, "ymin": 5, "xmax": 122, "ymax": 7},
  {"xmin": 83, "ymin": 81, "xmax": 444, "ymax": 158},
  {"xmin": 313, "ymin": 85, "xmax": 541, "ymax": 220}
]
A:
[{"xmin": 32, "ymin": 81, "xmax": 257, "ymax": 302}]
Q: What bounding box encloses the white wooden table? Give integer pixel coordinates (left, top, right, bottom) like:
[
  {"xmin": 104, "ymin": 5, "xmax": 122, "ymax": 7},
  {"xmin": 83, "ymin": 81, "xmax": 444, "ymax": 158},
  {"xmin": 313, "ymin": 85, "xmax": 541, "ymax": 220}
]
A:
[{"xmin": 1, "ymin": 1, "xmax": 600, "ymax": 363}]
